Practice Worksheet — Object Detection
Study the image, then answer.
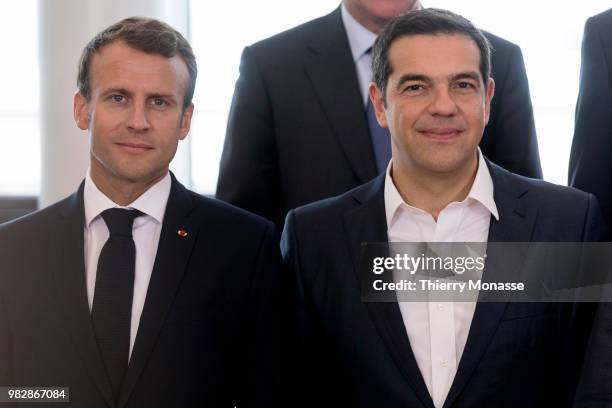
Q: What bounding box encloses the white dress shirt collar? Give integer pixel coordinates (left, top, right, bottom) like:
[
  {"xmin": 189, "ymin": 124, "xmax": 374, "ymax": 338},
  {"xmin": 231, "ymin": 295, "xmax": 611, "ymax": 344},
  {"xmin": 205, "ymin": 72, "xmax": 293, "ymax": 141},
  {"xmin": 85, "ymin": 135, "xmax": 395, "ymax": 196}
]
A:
[
  {"xmin": 83, "ymin": 171, "xmax": 171, "ymax": 359},
  {"xmin": 341, "ymin": 3, "xmax": 378, "ymax": 62},
  {"xmin": 384, "ymin": 148, "xmax": 499, "ymax": 227},
  {"xmin": 84, "ymin": 170, "xmax": 171, "ymax": 227},
  {"xmin": 341, "ymin": 1, "xmax": 423, "ymax": 62}
]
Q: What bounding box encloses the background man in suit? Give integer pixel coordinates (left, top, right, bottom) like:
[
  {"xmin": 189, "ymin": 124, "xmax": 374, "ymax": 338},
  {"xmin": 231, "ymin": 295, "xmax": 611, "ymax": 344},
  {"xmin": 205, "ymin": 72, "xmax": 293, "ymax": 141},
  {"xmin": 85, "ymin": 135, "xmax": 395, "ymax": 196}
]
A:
[
  {"xmin": 216, "ymin": 0, "xmax": 542, "ymax": 228},
  {"xmin": 569, "ymin": 11, "xmax": 612, "ymax": 403},
  {"xmin": 0, "ymin": 17, "xmax": 284, "ymax": 407},
  {"xmin": 569, "ymin": 8, "xmax": 612, "ymax": 238},
  {"xmin": 282, "ymin": 9, "xmax": 602, "ymax": 407}
]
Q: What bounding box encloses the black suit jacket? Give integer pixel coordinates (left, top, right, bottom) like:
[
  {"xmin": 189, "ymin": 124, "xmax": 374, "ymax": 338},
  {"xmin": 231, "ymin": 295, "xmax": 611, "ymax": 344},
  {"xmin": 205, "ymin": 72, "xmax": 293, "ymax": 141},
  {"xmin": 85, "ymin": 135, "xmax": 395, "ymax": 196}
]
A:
[
  {"xmin": 569, "ymin": 8, "xmax": 612, "ymax": 239},
  {"xmin": 281, "ymin": 160, "xmax": 603, "ymax": 407},
  {"xmin": 217, "ymin": 6, "xmax": 542, "ymax": 228},
  {"xmin": 575, "ymin": 301, "xmax": 612, "ymax": 407},
  {"xmin": 0, "ymin": 176, "xmax": 285, "ymax": 407},
  {"xmin": 572, "ymin": 12, "xmax": 612, "ymax": 397}
]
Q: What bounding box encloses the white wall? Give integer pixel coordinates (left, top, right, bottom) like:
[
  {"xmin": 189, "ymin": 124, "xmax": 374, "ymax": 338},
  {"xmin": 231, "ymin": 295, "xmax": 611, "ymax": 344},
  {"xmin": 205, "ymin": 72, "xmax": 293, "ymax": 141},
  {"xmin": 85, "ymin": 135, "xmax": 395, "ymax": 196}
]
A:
[{"xmin": 38, "ymin": 0, "xmax": 191, "ymax": 207}]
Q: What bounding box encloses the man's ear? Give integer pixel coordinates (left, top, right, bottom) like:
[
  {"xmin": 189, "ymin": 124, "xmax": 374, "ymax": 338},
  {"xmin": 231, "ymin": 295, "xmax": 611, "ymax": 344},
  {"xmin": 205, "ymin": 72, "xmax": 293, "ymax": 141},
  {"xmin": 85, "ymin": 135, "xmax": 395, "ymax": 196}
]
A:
[
  {"xmin": 484, "ymin": 78, "xmax": 495, "ymax": 125},
  {"xmin": 74, "ymin": 91, "xmax": 90, "ymax": 130},
  {"xmin": 368, "ymin": 82, "xmax": 389, "ymax": 129},
  {"xmin": 178, "ymin": 103, "xmax": 194, "ymax": 140}
]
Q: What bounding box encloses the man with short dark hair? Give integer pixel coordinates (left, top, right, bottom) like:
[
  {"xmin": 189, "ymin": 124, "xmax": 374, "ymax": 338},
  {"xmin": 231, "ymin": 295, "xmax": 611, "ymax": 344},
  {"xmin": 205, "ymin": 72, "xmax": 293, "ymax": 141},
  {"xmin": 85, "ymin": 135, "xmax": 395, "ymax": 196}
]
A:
[
  {"xmin": 216, "ymin": 0, "xmax": 542, "ymax": 229},
  {"xmin": 77, "ymin": 17, "xmax": 198, "ymax": 112},
  {"xmin": 282, "ymin": 9, "xmax": 603, "ymax": 407},
  {"xmin": 0, "ymin": 17, "xmax": 284, "ymax": 407}
]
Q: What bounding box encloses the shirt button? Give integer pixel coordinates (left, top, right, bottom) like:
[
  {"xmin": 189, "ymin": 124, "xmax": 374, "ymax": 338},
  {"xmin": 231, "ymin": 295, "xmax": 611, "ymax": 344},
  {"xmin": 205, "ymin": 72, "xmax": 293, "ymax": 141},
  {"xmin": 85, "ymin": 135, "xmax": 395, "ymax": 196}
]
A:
[
  {"xmin": 437, "ymin": 304, "xmax": 444, "ymax": 311},
  {"xmin": 441, "ymin": 360, "xmax": 448, "ymax": 368}
]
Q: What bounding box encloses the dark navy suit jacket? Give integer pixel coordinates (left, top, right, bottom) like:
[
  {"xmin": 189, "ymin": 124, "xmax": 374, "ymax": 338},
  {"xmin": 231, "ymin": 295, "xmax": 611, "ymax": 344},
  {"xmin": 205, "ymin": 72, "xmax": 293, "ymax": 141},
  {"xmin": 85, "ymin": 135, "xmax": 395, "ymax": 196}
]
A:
[
  {"xmin": 0, "ymin": 175, "xmax": 286, "ymax": 408},
  {"xmin": 569, "ymin": 8, "xmax": 612, "ymax": 240},
  {"xmin": 282, "ymin": 160, "xmax": 604, "ymax": 407}
]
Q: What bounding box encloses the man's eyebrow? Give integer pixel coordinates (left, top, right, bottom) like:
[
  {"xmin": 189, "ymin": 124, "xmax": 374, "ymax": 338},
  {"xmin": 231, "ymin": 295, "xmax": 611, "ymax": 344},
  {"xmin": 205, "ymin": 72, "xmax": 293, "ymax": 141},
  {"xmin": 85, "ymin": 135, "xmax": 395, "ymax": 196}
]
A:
[
  {"xmin": 102, "ymin": 87, "xmax": 132, "ymax": 97},
  {"xmin": 451, "ymin": 71, "xmax": 482, "ymax": 83},
  {"xmin": 149, "ymin": 93, "xmax": 177, "ymax": 101},
  {"xmin": 396, "ymin": 74, "xmax": 431, "ymax": 90},
  {"xmin": 101, "ymin": 88, "xmax": 177, "ymax": 101}
]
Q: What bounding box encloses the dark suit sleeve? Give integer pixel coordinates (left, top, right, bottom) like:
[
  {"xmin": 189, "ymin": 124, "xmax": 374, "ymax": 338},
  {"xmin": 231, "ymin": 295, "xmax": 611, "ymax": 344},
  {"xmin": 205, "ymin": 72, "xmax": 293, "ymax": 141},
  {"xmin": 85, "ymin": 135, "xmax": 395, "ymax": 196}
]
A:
[
  {"xmin": 0, "ymin": 294, "xmax": 12, "ymax": 385},
  {"xmin": 484, "ymin": 43, "xmax": 542, "ymax": 179},
  {"xmin": 280, "ymin": 211, "xmax": 310, "ymax": 407},
  {"xmin": 216, "ymin": 46, "xmax": 284, "ymax": 227},
  {"xmin": 573, "ymin": 194, "xmax": 611, "ymax": 406},
  {"xmin": 575, "ymin": 301, "xmax": 612, "ymax": 407},
  {"xmin": 581, "ymin": 193, "xmax": 608, "ymax": 242},
  {"xmin": 281, "ymin": 211, "xmax": 348, "ymax": 408},
  {"xmin": 569, "ymin": 17, "xmax": 612, "ymax": 237},
  {"xmin": 239, "ymin": 221, "xmax": 287, "ymax": 407},
  {"xmin": 570, "ymin": 20, "xmax": 612, "ymax": 400}
]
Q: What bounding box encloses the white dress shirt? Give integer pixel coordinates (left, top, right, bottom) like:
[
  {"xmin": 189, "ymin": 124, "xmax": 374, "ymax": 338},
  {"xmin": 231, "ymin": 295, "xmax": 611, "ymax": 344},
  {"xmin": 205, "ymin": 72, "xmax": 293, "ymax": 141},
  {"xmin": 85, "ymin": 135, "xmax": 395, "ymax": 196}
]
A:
[
  {"xmin": 384, "ymin": 149, "xmax": 499, "ymax": 408},
  {"xmin": 83, "ymin": 171, "xmax": 171, "ymax": 359}
]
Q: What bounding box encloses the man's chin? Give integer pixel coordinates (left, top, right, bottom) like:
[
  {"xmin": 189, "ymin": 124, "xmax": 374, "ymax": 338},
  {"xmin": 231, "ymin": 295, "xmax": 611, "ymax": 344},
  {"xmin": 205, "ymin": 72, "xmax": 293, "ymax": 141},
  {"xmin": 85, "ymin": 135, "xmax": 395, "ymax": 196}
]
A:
[
  {"xmin": 412, "ymin": 153, "xmax": 476, "ymax": 176},
  {"xmin": 108, "ymin": 166, "xmax": 167, "ymax": 186}
]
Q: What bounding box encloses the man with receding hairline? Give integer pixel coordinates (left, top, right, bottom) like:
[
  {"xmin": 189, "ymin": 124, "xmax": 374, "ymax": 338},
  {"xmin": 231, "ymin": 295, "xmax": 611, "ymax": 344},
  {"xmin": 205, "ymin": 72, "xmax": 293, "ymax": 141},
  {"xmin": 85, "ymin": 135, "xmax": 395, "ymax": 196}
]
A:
[{"xmin": 0, "ymin": 17, "xmax": 285, "ymax": 408}]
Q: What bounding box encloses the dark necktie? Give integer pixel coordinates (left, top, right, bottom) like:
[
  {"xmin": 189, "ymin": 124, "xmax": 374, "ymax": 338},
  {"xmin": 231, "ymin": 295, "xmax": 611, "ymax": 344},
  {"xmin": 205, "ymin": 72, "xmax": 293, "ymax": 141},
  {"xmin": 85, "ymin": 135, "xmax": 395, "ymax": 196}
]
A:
[
  {"xmin": 365, "ymin": 48, "xmax": 392, "ymax": 173},
  {"xmin": 91, "ymin": 208, "xmax": 142, "ymax": 401}
]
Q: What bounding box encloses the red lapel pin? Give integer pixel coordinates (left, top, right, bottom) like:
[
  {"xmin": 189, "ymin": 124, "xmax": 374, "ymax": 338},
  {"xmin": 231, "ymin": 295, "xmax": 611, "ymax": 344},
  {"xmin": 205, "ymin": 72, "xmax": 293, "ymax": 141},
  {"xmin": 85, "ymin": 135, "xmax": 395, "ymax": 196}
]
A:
[{"xmin": 177, "ymin": 229, "xmax": 188, "ymax": 237}]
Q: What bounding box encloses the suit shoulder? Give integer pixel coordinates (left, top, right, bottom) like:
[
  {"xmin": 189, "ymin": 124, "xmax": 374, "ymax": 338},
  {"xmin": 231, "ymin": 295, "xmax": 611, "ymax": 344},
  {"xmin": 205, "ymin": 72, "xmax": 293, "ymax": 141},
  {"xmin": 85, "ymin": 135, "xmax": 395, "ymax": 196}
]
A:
[
  {"xmin": 0, "ymin": 196, "xmax": 74, "ymax": 258},
  {"xmin": 289, "ymin": 178, "xmax": 379, "ymax": 224},
  {"xmin": 589, "ymin": 8, "xmax": 612, "ymax": 29},
  {"xmin": 524, "ymin": 177, "xmax": 592, "ymax": 205},
  {"xmin": 481, "ymin": 30, "xmax": 521, "ymax": 56},
  {"xmin": 493, "ymin": 163, "xmax": 594, "ymax": 212},
  {"xmin": 503, "ymin": 171, "xmax": 605, "ymax": 239},
  {"xmin": 247, "ymin": 10, "xmax": 336, "ymax": 57},
  {"xmin": 0, "ymin": 197, "xmax": 67, "ymax": 236},
  {"xmin": 189, "ymin": 191, "xmax": 275, "ymax": 232}
]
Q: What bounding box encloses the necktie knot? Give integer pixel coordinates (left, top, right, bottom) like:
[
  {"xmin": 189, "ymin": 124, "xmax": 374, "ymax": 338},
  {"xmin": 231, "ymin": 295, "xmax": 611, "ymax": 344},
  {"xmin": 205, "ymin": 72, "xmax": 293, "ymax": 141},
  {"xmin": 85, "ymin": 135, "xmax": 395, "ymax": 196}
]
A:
[{"xmin": 101, "ymin": 208, "xmax": 142, "ymax": 238}]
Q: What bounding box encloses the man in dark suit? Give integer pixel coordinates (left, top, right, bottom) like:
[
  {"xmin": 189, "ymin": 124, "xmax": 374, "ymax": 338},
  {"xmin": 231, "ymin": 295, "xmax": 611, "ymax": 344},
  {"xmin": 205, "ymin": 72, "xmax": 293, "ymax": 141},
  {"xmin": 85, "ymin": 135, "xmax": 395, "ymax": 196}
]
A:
[
  {"xmin": 569, "ymin": 8, "xmax": 612, "ymax": 238},
  {"xmin": 217, "ymin": 0, "xmax": 542, "ymax": 228},
  {"xmin": 282, "ymin": 10, "xmax": 602, "ymax": 407},
  {"xmin": 0, "ymin": 18, "xmax": 284, "ymax": 407},
  {"xmin": 569, "ymin": 12, "xmax": 612, "ymax": 404}
]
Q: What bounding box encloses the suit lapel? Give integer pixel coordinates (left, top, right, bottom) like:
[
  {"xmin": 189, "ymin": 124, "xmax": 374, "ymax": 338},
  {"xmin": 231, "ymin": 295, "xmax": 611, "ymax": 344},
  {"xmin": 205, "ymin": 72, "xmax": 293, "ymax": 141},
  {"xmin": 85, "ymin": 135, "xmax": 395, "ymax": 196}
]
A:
[
  {"xmin": 303, "ymin": 8, "xmax": 377, "ymax": 184},
  {"xmin": 443, "ymin": 161, "xmax": 538, "ymax": 408},
  {"xmin": 344, "ymin": 175, "xmax": 434, "ymax": 408},
  {"xmin": 117, "ymin": 177, "xmax": 199, "ymax": 408},
  {"xmin": 53, "ymin": 184, "xmax": 114, "ymax": 407}
]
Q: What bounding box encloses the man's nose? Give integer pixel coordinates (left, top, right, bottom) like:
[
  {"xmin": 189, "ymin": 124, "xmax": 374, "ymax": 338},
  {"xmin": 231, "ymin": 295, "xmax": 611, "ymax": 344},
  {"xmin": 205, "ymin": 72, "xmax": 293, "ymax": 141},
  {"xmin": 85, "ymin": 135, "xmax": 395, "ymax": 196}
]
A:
[
  {"xmin": 427, "ymin": 87, "xmax": 458, "ymax": 117},
  {"xmin": 126, "ymin": 100, "xmax": 150, "ymax": 131}
]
